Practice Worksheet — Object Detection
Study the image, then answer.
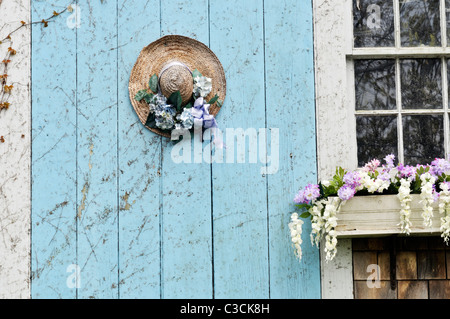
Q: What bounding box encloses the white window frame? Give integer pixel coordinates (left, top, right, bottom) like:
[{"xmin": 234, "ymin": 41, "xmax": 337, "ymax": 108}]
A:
[{"xmin": 314, "ymin": 0, "xmax": 450, "ymax": 299}]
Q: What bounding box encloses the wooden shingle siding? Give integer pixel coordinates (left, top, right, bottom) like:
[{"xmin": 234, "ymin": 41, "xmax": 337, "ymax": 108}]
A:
[
  {"xmin": 352, "ymin": 237, "xmax": 450, "ymax": 299},
  {"xmin": 398, "ymin": 281, "xmax": 428, "ymax": 299},
  {"xmin": 354, "ymin": 281, "xmax": 397, "ymax": 299},
  {"xmin": 429, "ymin": 281, "xmax": 450, "ymax": 299}
]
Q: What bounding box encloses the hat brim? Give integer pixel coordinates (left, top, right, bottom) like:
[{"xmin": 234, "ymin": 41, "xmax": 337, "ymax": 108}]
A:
[{"xmin": 129, "ymin": 35, "xmax": 227, "ymax": 138}]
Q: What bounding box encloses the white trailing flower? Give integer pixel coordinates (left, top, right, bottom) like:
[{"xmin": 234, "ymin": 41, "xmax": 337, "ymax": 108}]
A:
[
  {"xmin": 397, "ymin": 178, "xmax": 412, "ymax": 235},
  {"xmin": 420, "ymin": 172, "xmax": 436, "ymax": 228},
  {"xmin": 322, "ymin": 197, "xmax": 341, "ymax": 262},
  {"xmin": 288, "ymin": 213, "xmax": 304, "ymax": 261},
  {"xmin": 310, "ymin": 199, "xmax": 326, "ymax": 247},
  {"xmin": 439, "ymin": 182, "xmax": 450, "ymax": 244}
]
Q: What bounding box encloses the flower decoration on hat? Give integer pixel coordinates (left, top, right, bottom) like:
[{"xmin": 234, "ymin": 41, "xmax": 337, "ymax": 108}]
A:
[{"xmin": 134, "ymin": 63, "xmax": 223, "ymax": 137}]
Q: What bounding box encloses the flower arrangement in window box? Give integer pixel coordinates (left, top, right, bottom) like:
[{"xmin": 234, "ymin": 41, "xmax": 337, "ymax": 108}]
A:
[{"xmin": 289, "ymin": 155, "xmax": 450, "ymax": 262}]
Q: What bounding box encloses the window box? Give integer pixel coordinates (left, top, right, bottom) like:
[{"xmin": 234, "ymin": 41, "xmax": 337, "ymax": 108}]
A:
[{"xmin": 335, "ymin": 194, "xmax": 440, "ymax": 238}]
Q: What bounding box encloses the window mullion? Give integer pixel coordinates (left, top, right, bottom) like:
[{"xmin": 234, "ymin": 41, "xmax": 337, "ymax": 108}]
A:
[
  {"xmin": 443, "ymin": 57, "xmax": 449, "ymax": 160},
  {"xmin": 442, "ymin": 0, "xmax": 448, "ymax": 48},
  {"xmin": 442, "ymin": 0, "xmax": 449, "ymax": 160},
  {"xmin": 395, "ymin": 57, "xmax": 404, "ymax": 164},
  {"xmin": 393, "ymin": 0, "xmax": 400, "ymax": 49}
]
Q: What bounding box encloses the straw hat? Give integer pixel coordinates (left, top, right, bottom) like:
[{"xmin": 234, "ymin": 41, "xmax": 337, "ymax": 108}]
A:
[{"xmin": 129, "ymin": 35, "xmax": 227, "ymax": 138}]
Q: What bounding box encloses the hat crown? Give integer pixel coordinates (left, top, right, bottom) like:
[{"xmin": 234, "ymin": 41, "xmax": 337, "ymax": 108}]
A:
[{"xmin": 159, "ymin": 61, "xmax": 193, "ymax": 105}]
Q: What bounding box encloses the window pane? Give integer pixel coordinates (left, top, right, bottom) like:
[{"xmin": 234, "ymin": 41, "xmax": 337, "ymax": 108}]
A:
[
  {"xmin": 353, "ymin": 0, "xmax": 395, "ymax": 47},
  {"xmin": 401, "ymin": 59, "xmax": 442, "ymax": 109},
  {"xmin": 355, "ymin": 59, "xmax": 396, "ymax": 110},
  {"xmin": 356, "ymin": 115, "xmax": 398, "ymax": 166},
  {"xmin": 400, "ymin": 0, "xmax": 441, "ymax": 47},
  {"xmin": 403, "ymin": 115, "xmax": 444, "ymax": 165},
  {"xmin": 447, "ymin": 0, "xmax": 450, "ymax": 45}
]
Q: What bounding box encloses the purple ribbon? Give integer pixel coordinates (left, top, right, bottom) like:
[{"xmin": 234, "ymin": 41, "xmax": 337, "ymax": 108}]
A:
[
  {"xmin": 191, "ymin": 97, "xmax": 217, "ymax": 129},
  {"xmin": 191, "ymin": 97, "xmax": 224, "ymax": 148}
]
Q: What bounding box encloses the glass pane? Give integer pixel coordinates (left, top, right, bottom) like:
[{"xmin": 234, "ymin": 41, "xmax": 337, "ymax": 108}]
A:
[
  {"xmin": 403, "ymin": 115, "xmax": 444, "ymax": 165},
  {"xmin": 400, "ymin": 0, "xmax": 441, "ymax": 47},
  {"xmin": 401, "ymin": 59, "xmax": 442, "ymax": 109},
  {"xmin": 353, "ymin": 0, "xmax": 395, "ymax": 47},
  {"xmin": 356, "ymin": 115, "xmax": 398, "ymax": 166},
  {"xmin": 447, "ymin": 0, "xmax": 450, "ymax": 45},
  {"xmin": 355, "ymin": 59, "xmax": 396, "ymax": 110},
  {"xmin": 448, "ymin": 59, "xmax": 450, "ymax": 107}
]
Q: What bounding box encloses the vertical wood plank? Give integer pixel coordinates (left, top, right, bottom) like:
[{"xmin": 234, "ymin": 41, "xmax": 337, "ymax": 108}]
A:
[
  {"xmin": 313, "ymin": 0, "xmax": 355, "ymax": 179},
  {"xmin": 320, "ymin": 238, "xmax": 354, "ymax": 299},
  {"xmin": 313, "ymin": 0, "xmax": 355, "ymax": 299},
  {"xmin": 117, "ymin": 0, "xmax": 162, "ymax": 298},
  {"xmin": 31, "ymin": 0, "xmax": 77, "ymax": 298},
  {"xmin": 0, "ymin": 0, "xmax": 31, "ymax": 299},
  {"xmin": 321, "ymin": 239, "xmax": 354, "ymax": 298},
  {"xmin": 210, "ymin": 0, "xmax": 270, "ymax": 298},
  {"xmin": 264, "ymin": 0, "xmax": 321, "ymax": 298},
  {"xmin": 160, "ymin": 0, "xmax": 213, "ymax": 298},
  {"xmin": 76, "ymin": 0, "xmax": 118, "ymax": 298}
]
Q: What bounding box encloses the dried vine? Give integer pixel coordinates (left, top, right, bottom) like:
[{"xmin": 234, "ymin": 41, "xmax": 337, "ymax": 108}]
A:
[{"xmin": 0, "ymin": 5, "xmax": 70, "ymax": 143}]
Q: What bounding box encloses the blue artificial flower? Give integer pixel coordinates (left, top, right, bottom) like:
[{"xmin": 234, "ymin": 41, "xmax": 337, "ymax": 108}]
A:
[{"xmin": 176, "ymin": 108, "xmax": 194, "ymax": 130}]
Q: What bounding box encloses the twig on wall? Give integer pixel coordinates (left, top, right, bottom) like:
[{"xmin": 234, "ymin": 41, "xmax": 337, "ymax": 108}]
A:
[{"xmin": 0, "ymin": 4, "xmax": 70, "ymax": 143}]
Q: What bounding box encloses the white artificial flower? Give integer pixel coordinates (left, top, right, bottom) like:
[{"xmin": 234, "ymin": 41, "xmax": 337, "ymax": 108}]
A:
[
  {"xmin": 420, "ymin": 172, "xmax": 436, "ymax": 228},
  {"xmin": 322, "ymin": 197, "xmax": 341, "ymax": 262},
  {"xmin": 288, "ymin": 212, "xmax": 304, "ymax": 261},
  {"xmin": 321, "ymin": 180, "xmax": 330, "ymax": 187},
  {"xmin": 389, "ymin": 167, "xmax": 399, "ymax": 183},
  {"xmin": 310, "ymin": 199, "xmax": 326, "ymax": 247},
  {"xmin": 193, "ymin": 75, "xmax": 212, "ymax": 98},
  {"xmin": 397, "ymin": 178, "xmax": 412, "ymax": 234},
  {"xmin": 439, "ymin": 182, "xmax": 450, "ymax": 244}
]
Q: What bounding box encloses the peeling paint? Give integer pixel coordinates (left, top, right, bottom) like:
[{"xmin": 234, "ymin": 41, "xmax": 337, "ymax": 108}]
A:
[
  {"xmin": 120, "ymin": 191, "xmax": 135, "ymax": 211},
  {"xmin": 78, "ymin": 182, "xmax": 89, "ymax": 219},
  {"xmin": 88, "ymin": 143, "xmax": 94, "ymax": 170}
]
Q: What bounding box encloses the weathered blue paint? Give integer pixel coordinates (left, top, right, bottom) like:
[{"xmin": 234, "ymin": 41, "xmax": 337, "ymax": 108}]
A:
[
  {"xmin": 75, "ymin": 0, "xmax": 119, "ymax": 299},
  {"xmin": 264, "ymin": 0, "xmax": 320, "ymax": 298},
  {"xmin": 31, "ymin": 0, "xmax": 319, "ymax": 298},
  {"xmin": 117, "ymin": 0, "xmax": 162, "ymax": 299},
  {"xmin": 209, "ymin": 0, "xmax": 270, "ymax": 298},
  {"xmin": 160, "ymin": 0, "xmax": 214, "ymax": 299},
  {"xmin": 31, "ymin": 0, "xmax": 77, "ymax": 298}
]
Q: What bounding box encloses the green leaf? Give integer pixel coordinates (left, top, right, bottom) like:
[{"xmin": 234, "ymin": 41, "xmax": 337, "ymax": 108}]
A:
[
  {"xmin": 145, "ymin": 112, "xmax": 156, "ymax": 128},
  {"xmin": 300, "ymin": 212, "xmax": 311, "ymax": 219},
  {"xmin": 295, "ymin": 203, "xmax": 311, "ymax": 210},
  {"xmin": 184, "ymin": 102, "xmax": 192, "ymax": 109},
  {"xmin": 168, "ymin": 91, "xmax": 182, "ymax": 112},
  {"xmin": 143, "ymin": 92, "xmax": 154, "ymax": 104},
  {"xmin": 207, "ymin": 94, "xmax": 219, "ymax": 105},
  {"xmin": 216, "ymin": 99, "xmax": 223, "ymax": 108},
  {"xmin": 148, "ymin": 74, "xmax": 158, "ymax": 93},
  {"xmin": 135, "ymin": 89, "xmax": 148, "ymax": 101},
  {"xmin": 192, "ymin": 69, "xmax": 202, "ymax": 78}
]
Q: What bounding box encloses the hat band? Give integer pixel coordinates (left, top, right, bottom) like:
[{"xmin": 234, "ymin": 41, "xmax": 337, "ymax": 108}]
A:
[
  {"xmin": 158, "ymin": 61, "xmax": 192, "ymax": 95},
  {"xmin": 159, "ymin": 61, "xmax": 192, "ymax": 78}
]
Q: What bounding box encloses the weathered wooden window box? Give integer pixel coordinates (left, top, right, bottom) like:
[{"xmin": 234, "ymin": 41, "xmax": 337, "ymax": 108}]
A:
[{"xmin": 335, "ymin": 194, "xmax": 441, "ymax": 238}]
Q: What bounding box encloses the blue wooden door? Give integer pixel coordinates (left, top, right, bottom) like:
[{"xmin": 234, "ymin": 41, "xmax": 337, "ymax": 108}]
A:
[{"xmin": 31, "ymin": 0, "xmax": 319, "ymax": 298}]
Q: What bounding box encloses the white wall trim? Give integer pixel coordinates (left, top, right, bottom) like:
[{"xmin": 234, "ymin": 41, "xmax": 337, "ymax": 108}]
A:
[
  {"xmin": 313, "ymin": 0, "xmax": 355, "ymax": 298},
  {"xmin": 0, "ymin": 0, "xmax": 31, "ymax": 299}
]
